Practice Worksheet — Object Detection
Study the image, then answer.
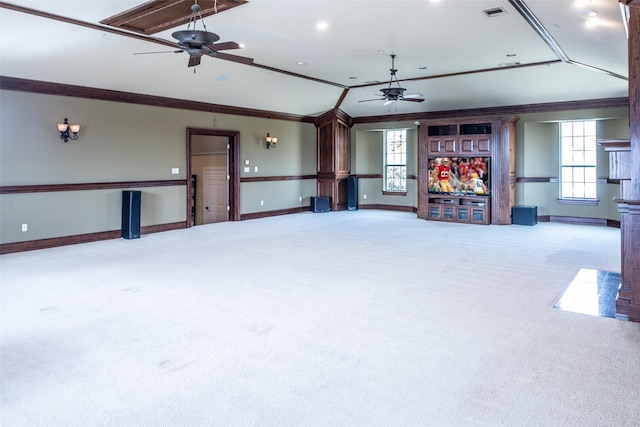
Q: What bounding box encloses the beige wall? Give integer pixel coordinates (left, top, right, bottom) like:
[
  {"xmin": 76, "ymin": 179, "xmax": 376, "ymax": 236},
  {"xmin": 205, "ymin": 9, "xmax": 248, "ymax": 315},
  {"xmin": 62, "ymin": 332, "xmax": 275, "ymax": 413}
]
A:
[
  {"xmin": 514, "ymin": 108, "xmax": 629, "ymax": 221},
  {"xmin": 352, "ymin": 122, "xmax": 418, "ymax": 208},
  {"xmin": 0, "ymin": 88, "xmax": 630, "ymax": 246},
  {"xmin": 0, "ymin": 90, "xmax": 316, "ymax": 244}
]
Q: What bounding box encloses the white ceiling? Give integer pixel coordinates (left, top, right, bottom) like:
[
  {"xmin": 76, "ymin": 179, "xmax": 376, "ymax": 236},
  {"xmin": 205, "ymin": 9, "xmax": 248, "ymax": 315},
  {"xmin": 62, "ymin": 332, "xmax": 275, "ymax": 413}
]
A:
[{"xmin": 0, "ymin": 0, "xmax": 630, "ymax": 118}]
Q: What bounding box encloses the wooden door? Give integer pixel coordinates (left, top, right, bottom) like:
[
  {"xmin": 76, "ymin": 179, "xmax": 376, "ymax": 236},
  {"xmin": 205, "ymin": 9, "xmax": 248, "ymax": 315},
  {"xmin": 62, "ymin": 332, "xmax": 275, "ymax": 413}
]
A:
[{"xmin": 203, "ymin": 166, "xmax": 228, "ymax": 224}]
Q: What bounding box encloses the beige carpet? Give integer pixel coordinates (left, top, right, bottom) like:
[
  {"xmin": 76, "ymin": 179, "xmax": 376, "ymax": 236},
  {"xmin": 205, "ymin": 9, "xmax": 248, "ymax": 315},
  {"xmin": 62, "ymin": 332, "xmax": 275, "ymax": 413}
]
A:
[{"xmin": 1, "ymin": 210, "xmax": 639, "ymax": 426}]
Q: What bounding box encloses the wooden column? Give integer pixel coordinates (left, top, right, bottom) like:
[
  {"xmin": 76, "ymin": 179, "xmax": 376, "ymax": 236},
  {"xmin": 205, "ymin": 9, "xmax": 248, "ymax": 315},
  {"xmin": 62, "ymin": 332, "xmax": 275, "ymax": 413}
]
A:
[
  {"xmin": 617, "ymin": 0, "xmax": 640, "ymax": 322},
  {"xmin": 315, "ymin": 109, "xmax": 353, "ymax": 211},
  {"xmin": 491, "ymin": 117, "xmax": 519, "ymax": 225}
]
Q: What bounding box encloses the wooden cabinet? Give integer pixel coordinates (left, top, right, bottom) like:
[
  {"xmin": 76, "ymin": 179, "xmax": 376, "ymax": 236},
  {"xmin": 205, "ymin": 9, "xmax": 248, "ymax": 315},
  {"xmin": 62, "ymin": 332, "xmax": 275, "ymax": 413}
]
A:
[
  {"xmin": 427, "ymin": 195, "xmax": 490, "ymax": 225},
  {"xmin": 425, "ymin": 121, "xmax": 493, "ymax": 156},
  {"xmin": 418, "ymin": 117, "xmax": 517, "ymax": 225},
  {"xmin": 428, "ymin": 137, "xmax": 458, "ymax": 155},
  {"xmin": 459, "ymin": 136, "xmax": 491, "ymax": 155}
]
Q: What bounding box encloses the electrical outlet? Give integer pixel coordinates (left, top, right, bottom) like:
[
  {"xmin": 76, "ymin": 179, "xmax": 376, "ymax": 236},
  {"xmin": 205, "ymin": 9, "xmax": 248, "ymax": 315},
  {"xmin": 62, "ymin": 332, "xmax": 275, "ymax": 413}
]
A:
[
  {"xmin": 260, "ymin": 200, "xmax": 264, "ymax": 206},
  {"xmin": 299, "ymin": 196, "xmax": 302, "ymax": 202},
  {"xmin": 21, "ymin": 223, "xmax": 28, "ymax": 232},
  {"xmin": 363, "ymin": 194, "xmax": 367, "ymax": 200},
  {"xmin": 171, "ymin": 167, "xmax": 179, "ymax": 175}
]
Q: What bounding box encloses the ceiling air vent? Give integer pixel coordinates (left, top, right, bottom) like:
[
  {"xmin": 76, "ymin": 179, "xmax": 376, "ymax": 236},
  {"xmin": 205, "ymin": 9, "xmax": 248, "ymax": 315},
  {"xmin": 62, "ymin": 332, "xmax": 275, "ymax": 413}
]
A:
[{"xmin": 483, "ymin": 6, "xmax": 507, "ymax": 17}]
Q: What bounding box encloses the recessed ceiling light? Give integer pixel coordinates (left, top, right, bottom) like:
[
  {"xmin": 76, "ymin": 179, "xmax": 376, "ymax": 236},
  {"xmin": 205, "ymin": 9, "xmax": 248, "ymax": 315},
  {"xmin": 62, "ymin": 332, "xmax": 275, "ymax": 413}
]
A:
[
  {"xmin": 349, "ymin": 76, "xmax": 358, "ymax": 80},
  {"xmin": 297, "ymin": 61, "xmax": 306, "ymax": 66},
  {"xmin": 506, "ymin": 53, "xmax": 517, "ymax": 57},
  {"xmin": 418, "ymin": 66, "xmax": 428, "ymax": 70},
  {"xmin": 217, "ymin": 75, "xmax": 229, "ymax": 82},
  {"xmin": 377, "ymin": 50, "xmax": 385, "ymax": 55},
  {"xmin": 316, "ymin": 21, "xmax": 328, "ymax": 30}
]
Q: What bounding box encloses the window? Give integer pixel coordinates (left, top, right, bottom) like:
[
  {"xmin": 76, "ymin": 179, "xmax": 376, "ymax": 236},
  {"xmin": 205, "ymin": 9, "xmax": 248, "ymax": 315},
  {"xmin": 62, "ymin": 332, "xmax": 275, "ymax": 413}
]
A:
[
  {"xmin": 384, "ymin": 130, "xmax": 406, "ymax": 192},
  {"xmin": 560, "ymin": 120, "xmax": 597, "ymax": 200}
]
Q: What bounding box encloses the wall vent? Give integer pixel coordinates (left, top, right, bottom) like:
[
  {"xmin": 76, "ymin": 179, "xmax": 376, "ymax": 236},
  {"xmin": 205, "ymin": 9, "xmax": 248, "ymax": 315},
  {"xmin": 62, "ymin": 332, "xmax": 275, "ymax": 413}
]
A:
[{"xmin": 483, "ymin": 6, "xmax": 507, "ymax": 17}]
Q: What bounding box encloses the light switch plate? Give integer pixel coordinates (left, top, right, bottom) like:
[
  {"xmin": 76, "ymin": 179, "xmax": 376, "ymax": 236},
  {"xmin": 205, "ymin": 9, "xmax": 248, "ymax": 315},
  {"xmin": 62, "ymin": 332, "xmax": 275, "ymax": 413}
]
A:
[{"xmin": 171, "ymin": 168, "xmax": 179, "ymax": 175}]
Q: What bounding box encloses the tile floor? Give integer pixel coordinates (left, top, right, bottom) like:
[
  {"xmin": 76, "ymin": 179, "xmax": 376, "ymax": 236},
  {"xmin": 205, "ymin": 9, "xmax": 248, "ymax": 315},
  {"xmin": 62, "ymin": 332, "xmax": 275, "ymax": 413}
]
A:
[{"xmin": 554, "ymin": 269, "xmax": 623, "ymax": 319}]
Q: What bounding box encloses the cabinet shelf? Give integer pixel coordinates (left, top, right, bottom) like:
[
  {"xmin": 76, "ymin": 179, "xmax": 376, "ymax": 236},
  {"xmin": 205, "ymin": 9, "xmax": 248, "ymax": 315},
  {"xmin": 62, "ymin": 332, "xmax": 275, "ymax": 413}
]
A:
[{"xmin": 426, "ymin": 194, "xmax": 491, "ymax": 224}]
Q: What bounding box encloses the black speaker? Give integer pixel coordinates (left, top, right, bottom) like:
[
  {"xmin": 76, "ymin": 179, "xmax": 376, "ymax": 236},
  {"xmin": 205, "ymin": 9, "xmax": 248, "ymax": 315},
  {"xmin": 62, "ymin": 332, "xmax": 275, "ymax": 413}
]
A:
[
  {"xmin": 310, "ymin": 196, "xmax": 330, "ymax": 213},
  {"xmin": 122, "ymin": 190, "xmax": 141, "ymax": 239},
  {"xmin": 512, "ymin": 205, "xmax": 537, "ymax": 226},
  {"xmin": 347, "ymin": 175, "xmax": 358, "ymax": 211}
]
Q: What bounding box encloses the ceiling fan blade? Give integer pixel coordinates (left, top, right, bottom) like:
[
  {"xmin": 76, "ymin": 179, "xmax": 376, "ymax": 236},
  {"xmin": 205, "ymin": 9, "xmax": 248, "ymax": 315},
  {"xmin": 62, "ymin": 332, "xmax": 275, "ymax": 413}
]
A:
[
  {"xmin": 383, "ymin": 100, "xmax": 395, "ymax": 106},
  {"xmin": 133, "ymin": 50, "xmax": 183, "ymax": 55},
  {"xmin": 188, "ymin": 55, "xmax": 202, "ymax": 67},
  {"xmin": 209, "ymin": 51, "xmax": 254, "ymax": 65},
  {"xmin": 206, "ymin": 41, "xmax": 242, "ymax": 51},
  {"xmin": 401, "ymin": 97, "xmax": 425, "ymax": 103},
  {"xmin": 358, "ymin": 98, "xmax": 384, "ymax": 103},
  {"xmin": 403, "ymin": 93, "xmax": 424, "ymax": 99}
]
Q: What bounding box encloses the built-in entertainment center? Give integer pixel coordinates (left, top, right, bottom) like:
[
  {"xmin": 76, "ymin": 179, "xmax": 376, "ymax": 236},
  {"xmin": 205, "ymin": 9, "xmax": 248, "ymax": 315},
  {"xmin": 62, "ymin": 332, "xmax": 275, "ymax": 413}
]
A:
[{"xmin": 418, "ymin": 117, "xmax": 518, "ymax": 225}]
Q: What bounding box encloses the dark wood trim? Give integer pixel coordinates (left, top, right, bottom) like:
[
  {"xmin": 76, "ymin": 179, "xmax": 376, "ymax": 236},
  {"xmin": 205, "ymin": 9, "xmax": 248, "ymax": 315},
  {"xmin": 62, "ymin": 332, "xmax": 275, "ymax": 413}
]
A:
[
  {"xmin": 359, "ymin": 204, "xmax": 415, "ymax": 213},
  {"xmin": 353, "ymin": 174, "xmax": 383, "ymax": 179},
  {"xmin": 539, "ymin": 215, "xmax": 609, "ymax": 226},
  {"xmin": 516, "ymin": 177, "xmax": 619, "ymax": 184},
  {"xmin": 0, "ymin": 1, "xmax": 179, "ymax": 49},
  {"xmin": 550, "ymin": 216, "xmax": 608, "ymax": 226},
  {"xmin": 241, "ymin": 175, "xmax": 317, "ymax": 183},
  {"xmin": 251, "ymin": 64, "xmax": 348, "ymax": 89},
  {"xmin": 607, "ymin": 219, "xmax": 621, "ymax": 228},
  {"xmin": 240, "ymin": 206, "xmax": 310, "ymax": 220},
  {"xmin": 0, "ymin": 180, "xmax": 185, "ymax": 194},
  {"xmin": 557, "ymin": 198, "xmax": 599, "ymax": 206},
  {"xmin": 597, "ymin": 139, "xmax": 632, "ymax": 151},
  {"xmin": 516, "ymin": 177, "xmax": 557, "ymax": 183},
  {"xmin": 0, "ymin": 222, "xmax": 186, "ymax": 255},
  {"xmin": 0, "ymin": 76, "xmax": 316, "ymax": 123},
  {"xmin": 99, "ymin": 0, "xmax": 247, "ymax": 35},
  {"xmin": 350, "ymin": 60, "xmax": 563, "ymax": 90},
  {"xmin": 381, "ymin": 191, "xmax": 407, "ymax": 196},
  {"xmin": 1, "ymin": 76, "xmax": 628, "ymax": 126},
  {"xmin": 353, "ymin": 97, "xmax": 629, "ymax": 124}
]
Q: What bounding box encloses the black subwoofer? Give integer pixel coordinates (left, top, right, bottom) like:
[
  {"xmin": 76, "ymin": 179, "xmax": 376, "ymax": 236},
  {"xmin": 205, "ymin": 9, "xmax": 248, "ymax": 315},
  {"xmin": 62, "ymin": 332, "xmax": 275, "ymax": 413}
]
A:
[
  {"xmin": 122, "ymin": 190, "xmax": 141, "ymax": 239},
  {"xmin": 512, "ymin": 205, "xmax": 537, "ymax": 226},
  {"xmin": 310, "ymin": 196, "xmax": 330, "ymax": 213},
  {"xmin": 347, "ymin": 175, "xmax": 358, "ymax": 211}
]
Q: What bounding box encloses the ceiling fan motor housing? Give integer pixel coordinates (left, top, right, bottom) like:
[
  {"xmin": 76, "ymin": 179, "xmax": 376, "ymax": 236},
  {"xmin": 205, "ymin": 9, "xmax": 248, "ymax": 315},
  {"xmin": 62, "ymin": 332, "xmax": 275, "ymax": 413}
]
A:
[
  {"xmin": 381, "ymin": 87, "xmax": 406, "ymax": 99},
  {"xmin": 172, "ymin": 30, "xmax": 220, "ymax": 48}
]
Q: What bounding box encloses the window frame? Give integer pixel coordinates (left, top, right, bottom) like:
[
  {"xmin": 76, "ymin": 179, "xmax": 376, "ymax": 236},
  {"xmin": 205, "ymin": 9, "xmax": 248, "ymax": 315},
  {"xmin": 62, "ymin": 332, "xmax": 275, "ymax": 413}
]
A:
[
  {"xmin": 383, "ymin": 129, "xmax": 407, "ymax": 194},
  {"xmin": 558, "ymin": 120, "xmax": 599, "ymax": 204}
]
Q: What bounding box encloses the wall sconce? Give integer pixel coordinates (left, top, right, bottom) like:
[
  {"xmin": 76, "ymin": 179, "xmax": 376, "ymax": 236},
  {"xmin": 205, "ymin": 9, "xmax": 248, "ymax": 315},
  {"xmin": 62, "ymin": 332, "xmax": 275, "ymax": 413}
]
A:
[
  {"xmin": 265, "ymin": 133, "xmax": 278, "ymax": 149},
  {"xmin": 57, "ymin": 118, "xmax": 80, "ymax": 142}
]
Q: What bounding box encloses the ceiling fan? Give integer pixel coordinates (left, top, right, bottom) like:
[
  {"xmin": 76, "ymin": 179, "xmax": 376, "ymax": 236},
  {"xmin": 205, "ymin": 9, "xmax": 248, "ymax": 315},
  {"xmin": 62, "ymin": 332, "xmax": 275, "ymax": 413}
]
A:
[
  {"xmin": 359, "ymin": 55, "xmax": 425, "ymax": 105},
  {"xmin": 135, "ymin": 0, "xmax": 253, "ymax": 68}
]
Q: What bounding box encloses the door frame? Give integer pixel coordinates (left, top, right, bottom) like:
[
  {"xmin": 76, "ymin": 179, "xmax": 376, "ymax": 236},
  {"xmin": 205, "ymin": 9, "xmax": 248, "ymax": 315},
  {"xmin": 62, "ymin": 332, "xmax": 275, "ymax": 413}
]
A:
[{"xmin": 187, "ymin": 128, "xmax": 240, "ymax": 226}]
